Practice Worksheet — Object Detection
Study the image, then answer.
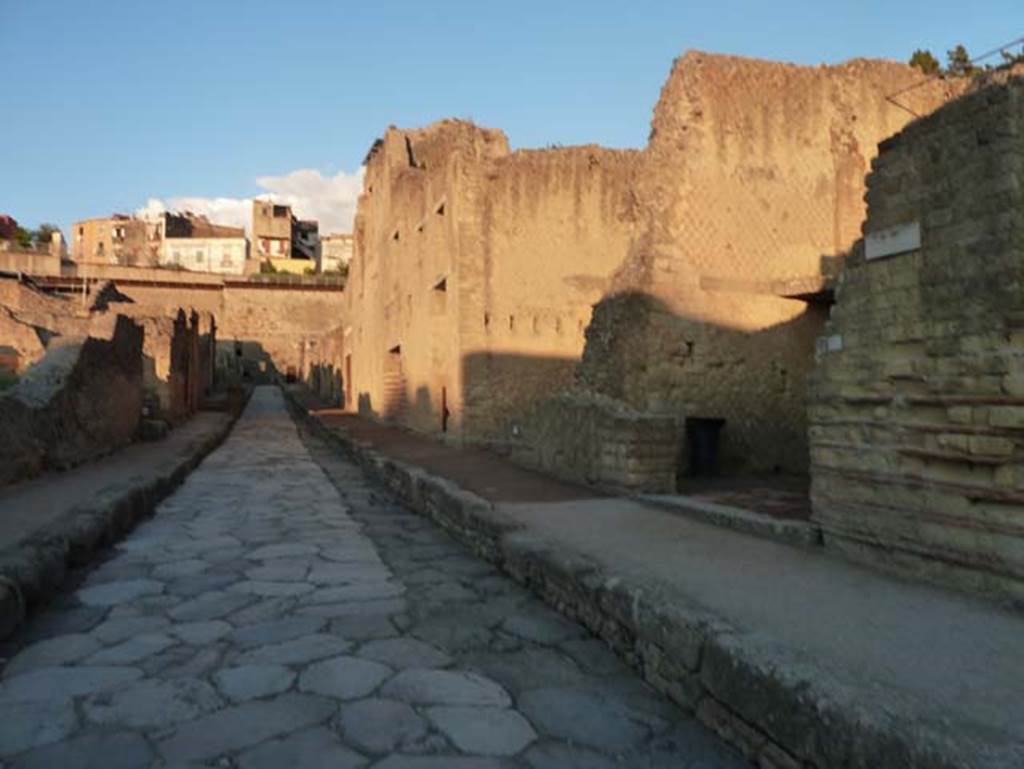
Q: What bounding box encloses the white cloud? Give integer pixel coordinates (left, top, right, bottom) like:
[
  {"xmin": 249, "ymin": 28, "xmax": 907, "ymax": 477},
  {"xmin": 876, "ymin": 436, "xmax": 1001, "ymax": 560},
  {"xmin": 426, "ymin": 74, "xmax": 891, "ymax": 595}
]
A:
[{"xmin": 137, "ymin": 167, "xmax": 365, "ymax": 235}]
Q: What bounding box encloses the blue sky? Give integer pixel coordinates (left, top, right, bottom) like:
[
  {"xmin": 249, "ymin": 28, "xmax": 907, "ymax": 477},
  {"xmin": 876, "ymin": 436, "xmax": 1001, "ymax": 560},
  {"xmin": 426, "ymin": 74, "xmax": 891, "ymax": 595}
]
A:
[{"xmin": 1, "ymin": 0, "xmax": 1019, "ymax": 235}]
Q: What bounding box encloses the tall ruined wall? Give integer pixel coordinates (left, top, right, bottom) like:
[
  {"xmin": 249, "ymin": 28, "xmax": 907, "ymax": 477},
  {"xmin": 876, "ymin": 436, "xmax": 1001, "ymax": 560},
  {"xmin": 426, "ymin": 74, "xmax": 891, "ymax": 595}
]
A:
[
  {"xmin": 578, "ymin": 291, "xmax": 827, "ymax": 475},
  {"xmin": 343, "ymin": 51, "xmax": 961, "ymax": 482},
  {"xmin": 343, "ymin": 120, "xmax": 506, "ymax": 433},
  {"xmin": 88, "ymin": 304, "xmax": 216, "ymax": 424},
  {"xmin": 220, "ymin": 286, "xmax": 345, "ymax": 380},
  {"xmin": 344, "ymin": 120, "xmax": 639, "ymax": 441},
  {"xmin": 0, "ymin": 277, "xmax": 217, "ymax": 437},
  {"xmin": 460, "ymin": 146, "xmax": 640, "ymax": 439},
  {"xmin": 0, "ymin": 315, "xmax": 143, "ymax": 486},
  {"xmin": 809, "ymin": 77, "xmax": 1024, "ymax": 601},
  {"xmin": 579, "ymin": 53, "xmax": 961, "ymax": 476},
  {"xmin": 77, "ymin": 279, "xmax": 346, "ymax": 385}
]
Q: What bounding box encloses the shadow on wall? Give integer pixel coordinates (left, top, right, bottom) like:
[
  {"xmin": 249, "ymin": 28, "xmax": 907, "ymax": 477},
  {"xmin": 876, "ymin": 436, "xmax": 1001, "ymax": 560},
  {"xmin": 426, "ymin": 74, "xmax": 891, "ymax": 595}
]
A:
[
  {"xmin": 358, "ymin": 392, "xmax": 374, "ymax": 417},
  {"xmin": 308, "ymin": 362, "xmax": 344, "ymax": 407},
  {"xmin": 0, "ymin": 315, "xmax": 144, "ymax": 487},
  {"xmin": 138, "ymin": 309, "xmax": 217, "ymax": 427},
  {"xmin": 347, "ymin": 291, "xmax": 829, "ymax": 492},
  {"xmin": 448, "ymin": 291, "xmax": 829, "ymax": 491},
  {"xmin": 216, "ymin": 339, "xmax": 278, "ymax": 387},
  {"xmin": 575, "ymin": 290, "xmax": 829, "ymax": 480},
  {"xmin": 461, "ymin": 351, "xmax": 579, "ymax": 442}
]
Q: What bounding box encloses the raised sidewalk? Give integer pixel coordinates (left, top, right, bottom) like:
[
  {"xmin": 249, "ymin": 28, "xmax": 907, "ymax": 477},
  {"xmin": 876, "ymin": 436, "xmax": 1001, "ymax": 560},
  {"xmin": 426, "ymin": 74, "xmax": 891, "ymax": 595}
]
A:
[
  {"xmin": 286, "ymin": 386, "xmax": 1024, "ymax": 769},
  {"xmin": 0, "ymin": 409, "xmax": 239, "ymax": 640}
]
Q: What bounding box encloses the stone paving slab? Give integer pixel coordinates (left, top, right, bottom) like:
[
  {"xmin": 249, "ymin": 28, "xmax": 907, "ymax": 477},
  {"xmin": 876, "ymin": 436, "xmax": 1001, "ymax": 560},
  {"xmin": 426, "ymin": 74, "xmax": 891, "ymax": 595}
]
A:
[
  {"xmin": 0, "ymin": 386, "xmax": 743, "ymax": 768},
  {"xmin": 287, "ymin": 385, "xmax": 1024, "ymax": 769},
  {"xmin": 0, "ymin": 408, "xmax": 238, "ymax": 640}
]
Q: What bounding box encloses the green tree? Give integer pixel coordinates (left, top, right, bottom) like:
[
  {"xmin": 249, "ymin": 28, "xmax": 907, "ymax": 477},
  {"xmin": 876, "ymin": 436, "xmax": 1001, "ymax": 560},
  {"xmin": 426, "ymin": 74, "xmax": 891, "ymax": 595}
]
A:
[
  {"xmin": 14, "ymin": 227, "xmax": 32, "ymax": 249},
  {"xmin": 34, "ymin": 223, "xmax": 60, "ymax": 248},
  {"xmin": 946, "ymin": 44, "xmax": 975, "ymax": 77},
  {"xmin": 909, "ymin": 49, "xmax": 940, "ymax": 75},
  {"xmin": 1002, "ymin": 45, "xmax": 1024, "ymax": 67}
]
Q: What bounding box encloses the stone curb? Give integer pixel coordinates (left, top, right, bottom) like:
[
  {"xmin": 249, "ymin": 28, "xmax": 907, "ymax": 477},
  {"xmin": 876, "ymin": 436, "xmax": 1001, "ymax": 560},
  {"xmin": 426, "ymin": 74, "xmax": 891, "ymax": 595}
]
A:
[
  {"xmin": 0, "ymin": 391, "xmax": 251, "ymax": 641},
  {"xmin": 635, "ymin": 493, "xmax": 823, "ymax": 548},
  {"xmin": 284, "ymin": 388, "xmax": 993, "ymax": 769}
]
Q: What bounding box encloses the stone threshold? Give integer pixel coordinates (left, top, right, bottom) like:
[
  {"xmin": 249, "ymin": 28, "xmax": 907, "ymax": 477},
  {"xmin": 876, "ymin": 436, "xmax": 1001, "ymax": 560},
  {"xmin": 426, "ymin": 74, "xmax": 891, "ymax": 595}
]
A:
[
  {"xmin": 635, "ymin": 494, "xmax": 822, "ymax": 548},
  {"xmin": 0, "ymin": 394, "xmax": 249, "ymax": 641},
  {"xmin": 285, "ymin": 387, "xmax": 1024, "ymax": 769}
]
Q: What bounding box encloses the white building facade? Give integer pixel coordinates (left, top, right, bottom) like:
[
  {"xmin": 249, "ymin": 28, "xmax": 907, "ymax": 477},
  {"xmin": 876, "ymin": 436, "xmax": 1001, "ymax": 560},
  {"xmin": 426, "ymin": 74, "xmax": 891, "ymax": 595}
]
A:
[{"xmin": 160, "ymin": 236, "xmax": 249, "ymax": 275}]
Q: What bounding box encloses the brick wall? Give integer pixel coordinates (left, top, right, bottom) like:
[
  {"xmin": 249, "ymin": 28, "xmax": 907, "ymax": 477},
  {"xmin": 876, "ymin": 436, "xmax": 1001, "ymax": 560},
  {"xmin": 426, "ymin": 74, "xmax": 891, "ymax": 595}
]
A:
[
  {"xmin": 0, "ymin": 315, "xmax": 144, "ymax": 486},
  {"xmin": 809, "ymin": 77, "xmax": 1024, "ymax": 601},
  {"xmin": 514, "ymin": 391, "xmax": 679, "ymax": 491}
]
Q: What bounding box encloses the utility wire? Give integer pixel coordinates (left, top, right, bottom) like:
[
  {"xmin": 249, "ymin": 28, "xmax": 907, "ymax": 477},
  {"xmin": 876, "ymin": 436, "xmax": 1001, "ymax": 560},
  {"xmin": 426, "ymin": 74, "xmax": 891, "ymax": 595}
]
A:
[{"xmin": 885, "ymin": 34, "xmax": 1024, "ymax": 117}]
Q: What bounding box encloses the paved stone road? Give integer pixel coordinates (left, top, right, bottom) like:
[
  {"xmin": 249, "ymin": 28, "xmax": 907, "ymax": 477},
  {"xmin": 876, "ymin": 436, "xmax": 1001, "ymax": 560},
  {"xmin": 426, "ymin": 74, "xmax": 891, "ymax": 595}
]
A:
[{"xmin": 0, "ymin": 387, "xmax": 744, "ymax": 768}]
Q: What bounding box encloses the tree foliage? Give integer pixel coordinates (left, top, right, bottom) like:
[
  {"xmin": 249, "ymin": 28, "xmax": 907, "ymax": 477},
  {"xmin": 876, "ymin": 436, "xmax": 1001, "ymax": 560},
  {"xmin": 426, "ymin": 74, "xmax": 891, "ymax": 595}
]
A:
[
  {"xmin": 34, "ymin": 223, "xmax": 60, "ymax": 247},
  {"xmin": 1002, "ymin": 45, "xmax": 1024, "ymax": 66},
  {"xmin": 946, "ymin": 44, "xmax": 976, "ymax": 77},
  {"xmin": 910, "ymin": 42, "xmax": 1024, "ymax": 80},
  {"xmin": 10, "ymin": 223, "xmax": 62, "ymax": 250},
  {"xmin": 909, "ymin": 49, "xmax": 940, "ymax": 75}
]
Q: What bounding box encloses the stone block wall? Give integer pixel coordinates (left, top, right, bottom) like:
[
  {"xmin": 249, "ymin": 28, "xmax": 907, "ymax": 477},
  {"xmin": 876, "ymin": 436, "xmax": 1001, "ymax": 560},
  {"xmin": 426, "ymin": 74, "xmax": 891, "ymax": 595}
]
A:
[
  {"xmin": 512, "ymin": 391, "xmax": 680, "ymax": 491},
  {"xmin": 305, "ymin": 327, "xmax": 345, "ymax": 406},
  {"xmin": 343, "ymin": 121, "xmax": 638, "ymax": 442},
  {"xmin": 0, "ymin": 276, "xmax": 222, "ymax": 485},
  {"xmin": 0, "ymin": 315, "xmax": 144, "ymax": 486},
  {"xmin": 341, "ymin": 52, "xmax": 960, "ymax": 484},
  {"xmin": 52, "ymin": 273, "xmax": 346, "ymax": 391},
  {"xmin": 579, "ymin": 291, "xmax": 826, "ymax": 476},
  {"xmin": 577, "ymin": 54, "xmax": 959, "ymax": 477},
  {"xmin": 89, "ymin": 305, "xmax": 216, "ymax": 425},
  {"xmin": 809, "ymin": 77, "xmax": 1024, "ymax": 601}
]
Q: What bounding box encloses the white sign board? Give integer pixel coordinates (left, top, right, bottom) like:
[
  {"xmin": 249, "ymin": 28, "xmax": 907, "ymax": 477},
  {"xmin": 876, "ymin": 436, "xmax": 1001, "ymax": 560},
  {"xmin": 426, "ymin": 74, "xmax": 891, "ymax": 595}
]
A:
[{"xmin": 865, "ymin": 221, "xmax": 921, "ymax": 261}]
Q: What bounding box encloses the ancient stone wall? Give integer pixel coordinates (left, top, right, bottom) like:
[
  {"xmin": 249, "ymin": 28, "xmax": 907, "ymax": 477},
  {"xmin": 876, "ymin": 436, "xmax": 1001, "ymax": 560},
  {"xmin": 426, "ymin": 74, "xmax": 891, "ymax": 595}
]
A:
[
  {"xmin": 809, "ymin": 76, "xmax": 1024, "ymax": 601},
  {"xmin": 80, "ymin": 301, "xmax": 214, "ymax": 425},
  {"xmin": 460, "ymin": 146, "xmax": 640, "ymax": 440},
  {"xmin": 0, "ymin": 249, "xmax": 61, "ymax": 276},
  {"xmin": 344, "ymin": 120, "xmax": 639, "ymax": 441},
  {"xmin": 305, "ymin": 327, "xmax": 345, "ymax": 405},
  {"xmin": 511, "ymin": 391, "xmax": 679, "ymax": 491},
  {"xmin": 583, "ymin": 53, "xmax": 960, "ymax": 477},
  {"xmin": 342, "ymin": 51, "xmax": 959, "ymax": 484},
  {"xmin": 219, "ymin": 284, "xmax": 344, "ymax": 383},
  {"xmin": 344, "ymin": 121, "xmax": 508, "ymax": 434},
  {"xmin": 0, "ymin": 277, "xmax": 220, "ymax": 475},
  {"xmin": 578, "ymin": 292, "xmax": 829, "ymax": 475},
  {"xmin": 61, "ymin": 276, "xmax": 346, "ymax": 387},
  {"xmin": 0, "ymin": 315, "xmax": 144, "ymax": 485}
]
